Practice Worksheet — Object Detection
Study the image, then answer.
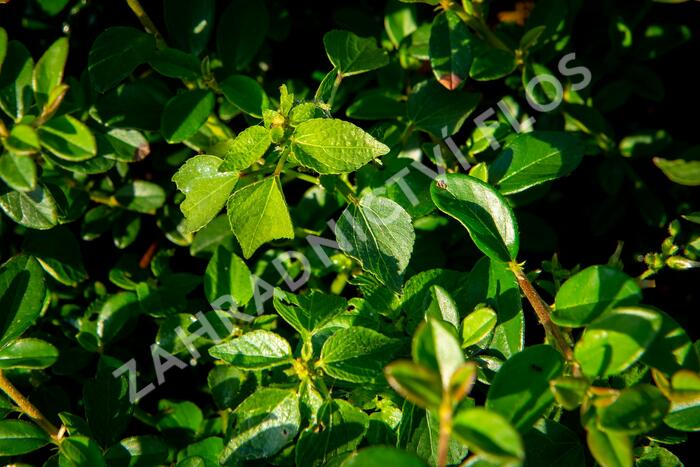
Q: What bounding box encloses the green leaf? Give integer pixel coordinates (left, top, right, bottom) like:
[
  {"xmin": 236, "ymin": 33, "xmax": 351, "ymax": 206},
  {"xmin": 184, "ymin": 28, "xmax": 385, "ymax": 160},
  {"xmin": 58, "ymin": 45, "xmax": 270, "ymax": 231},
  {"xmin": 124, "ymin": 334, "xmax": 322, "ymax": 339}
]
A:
[
  {"xmin": 523, "ymin": 418, "xmax": 585, "ymax": 467},
  {"xmin": 490, "ymin": 131, "xmax": 584, "ymax": 195},
  {"xmin": 104, "ymin": 436, "xmax": 169, "ymax": 467},
  {"xmin": 23, "ymin": 226, "xmax": 88, "ymax": 286},
  {"xmin": 642, "ymin": 310, "xmax": 700, "ymax": 375},
  {"xmin": 164, "ymin": 0, "xmax": 214, "ymax": 55},
  {"xmin": 5, "ymin": 123, "xmax": 41, "ymax": 155},
  {"xmin": 345, "ymin": 90, "xmax": 405, "ymax": 120},
  {"xmin": 295, "ymin": 399, "xmax": 368, "ymax": 466},
  {"xmin": 431, "ymin": 173, "xmax": 519, "ymax": 263},
  {"xmin": 0, "ymin": 183, "xmax": 58, "ymax": 229},
  {"xmin": 407, "ymin": 80, "xmax": 480, "ymax": 136},
  {"xmin": 425, "ymin": 285, "xmax": 460, "ymax": 330},
  {"xmin": 384, "ymin": 360, "xmax": 442, "ymax": 409},
  {"xmin": 292, "ymin": 118, "xmax": 389, "ymax": 174},
  {"xmin": 384, "ymin": 1, "xmax": 418, "ymax": 48},
  {"xmin": 0, "ymin": 337, "xmax": 58, "ymax": 369},
  {"xmin": 636, "ymin": 446, "xmax": 682, "ymax": 467},
  {"xmin": 599, "ymin": 384, "xmax": 670, "ymax": 434},
  {"xmin": 341, "ymin": 446, "xmax": 426, "ymax": 467},
  {"xmin": 0, "ymin": 151, "xmax": 37, "ymax": 191},
  {"xmin": 552, "ymin": 265, "xmax": 642, "ymax": 327},
  {"xmin": 148, "ymin": 47, "xmax": 200, "ymax": 80},
  {"xmin": 59, "ymin": 436, "xmax": 106, "ymax": 467},
  {"xmin": 452, "ymin": 407, "xmax": 524, "ymax": 462},
  {"xmin": 463, "ymin": 257, "xmax": 524, "ymax": 358},
  {"xmin": 550, "ymin": 376, "xmax": 588, "ymax": 410},
  {"xmin": 323, "ymin": 30, "xmax": 389, "ymax": 77},
  {"xmin": 38, "ymin": 115, "xmax": 97, "ymax": 161},
  {"xmin": 114, "ymin": 180, "xmax": 166, "ymax": 214},
  {"xmin": 273, "ymin": 289, "xmax": 348, "ymax": 338},
  {"xmin": 429, "ymin": 11, "xmax": 472, "ymax": 90},
  {"xmin": 227, "ymin": 176, "xmax": 294, "ymax": 258},
  {"xmin": 33, "ymin": 37, "xmax": 68, "ymax": 109},
  {"xmin": 586, "ymin": 425, "xmax": 632, "ymax": 467},
  {"xmin": 216, "ymin": 0, "xmax": 269, "ymax": 71},
  {"xmin": 486, "ymin": 344, "xmax": 563, "ymax": 432},
  {"xmin": 220, "ymin": 75, "xmax": 268, "ymax": 118},
  {"xmin": 0, "ymin": 255, "xmax": 46, "ymax": 348},
  {"xmin": 156, "ymin": 400, "xmax": 203, "ymax": 436},
  {"xmin": 204, "ymin": 245, "xmax": 253, "ymax": 307},
  {"xmin": 88, "ymin": 27, "xmax": 156, "ymax": 92},
  {"xmin": 654, "ymin": 157, "xmax": 700, "ymax": 186},
  {"xmin": 219, "ymin": 126, "xmax": 271, "ymax": 171},
  {"xmin": 83, "ymin": 363, "xmax": 132, "ymax": 447},
  {"xmin": 402, "ymin": 407, "xmax": 468, "ymax": 465},
  {"xmin": 0, "ymin": 28, "xmax": 6, "ymax": 71},
  {"xmin": 461, "ymin": 307, "xmax": 497, "ymax": 348},
  {"xmin": 209, "ymin": 330, "xmax": 292, "ymax": 369},
  {"xmin": 336, "ymin": 194, "xmax": 414, "ymax": 291},
  {"xmin": 172, "ymin": 155, "xmax": 238, "ymax": 233},
  {"xmin": 0, "ymin": 420, "xmax": 50, "ymax": 456},
  {"xmin": 470, "ymin": 39, "xmax": 517, "ymax": 81},
  {"xmin": 161, "ymin": 90, "xmax": 215, "ymax": 143},
  {"xmin": 412, "ymin": 318, "xmax": 464, "ymax": 388},
  {"xmin": 220, "ymin": 388, "xmax": 299, "ymax": 463},
  {"xmin": 319, "ymin": 326, "xmax": 400, "ymax": 384},
  {"xmin": 574, "ymin": 307, "xmax": 662, "ymax": 377},
  {"xmin": 0, "ymin": 41, "xmax": 33, "ymax": 120}
]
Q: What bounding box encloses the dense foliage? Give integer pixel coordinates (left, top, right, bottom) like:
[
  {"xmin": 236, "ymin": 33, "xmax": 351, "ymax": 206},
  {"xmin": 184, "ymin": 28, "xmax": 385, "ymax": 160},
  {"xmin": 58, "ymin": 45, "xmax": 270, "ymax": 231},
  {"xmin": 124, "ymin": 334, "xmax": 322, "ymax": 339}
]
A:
[{"xmin": 1, "ymin": 0, "xmax": 700, "ymax": 465}]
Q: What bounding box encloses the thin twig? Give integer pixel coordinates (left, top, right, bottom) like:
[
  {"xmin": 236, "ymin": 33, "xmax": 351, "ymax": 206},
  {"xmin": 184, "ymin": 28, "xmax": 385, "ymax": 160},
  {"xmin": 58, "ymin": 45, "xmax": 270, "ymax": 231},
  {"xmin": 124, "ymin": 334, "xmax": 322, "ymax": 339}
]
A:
[
  {"xmin": 126, "ymin": 0, "xmax": 164, "ymax": 42},
  {"xmin": 0, "ymin": 370, "xmax": 62, "ymax": 441},
  {"xmin": 509, "ymin": 262, "xmax": 573, "ymax": 360},
  {"xmin": 436, "ymin": 398, "xmax": 452, "ymax": 467}
]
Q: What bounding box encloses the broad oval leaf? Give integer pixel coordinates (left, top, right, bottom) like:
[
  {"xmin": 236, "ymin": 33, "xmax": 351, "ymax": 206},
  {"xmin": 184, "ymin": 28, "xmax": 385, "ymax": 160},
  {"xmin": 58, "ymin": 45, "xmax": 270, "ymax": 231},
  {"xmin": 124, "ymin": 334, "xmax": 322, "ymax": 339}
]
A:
[
  {"xmin": 431, "ymin": 173, "xmax": 519, "ymax": 263},
  {"xmin": 384, "ymin": 360, "xmax": 442, "ymax": 409},
  {"xmin": 486, "ymin": 344, "xmax": 563, "ymax": 432},
  {"xmin": 23, "ymin": 226, "xmax": 88, "ymax": 286},
  {"xmin": 429, "ymin": 10, "xmax": 472, "ymax": 90},
  {"xmin": 227, "ymin": 176, "xmax": 294, "ymax": 258},
  {"xmin": 412, "ymin": 318, "xmax": 464, "ymax": 389},
  {"xmin": 574, "ymin": 307, "xmax": 662, "ymax": 377},
  {"xmin": 452, "ymin": 407, "xmax": 524, "ymax": 462},
  {"xmin": 38, "ymin": 115, "xmax": 97, "ymax": 161},
  {"xmin": 335, "ymin": 194, "xmax": 415, "ymax": 291},
  {"xmin": 172, "ymin": 155, "xmax": 238, "ymax": 233},
  {"xmin": 490, "ymin": 131, "xmax": 584, "ymax": 195},
  {"xmin": 586, "ymin": 424, "xmax": 632, "ymax": 467},
  {"xmin": 407, "ymin": 80, "xmax": 480, "ymax": 136},
  {"xmin": 320, "ymin": 326, "xmax": 401, "ymax": 384},
  {"xmin": 0, "ymin": 420, "xmax": 50, "ymax": 456},
  {"xmin": 33, "ymin": 36, "xmax": 68, "ymax": 109},
  {"xmin": 0, "ymin": 151, "xmax": 37, "ymax": 191},
  {"xmin": 0, "ymin": 183, "xmax": 58, "ymax": 230},
  {"xmin": 0, "ymin": 337, "xmax": 58, "ymax": 369},
  {"xmin": 164, "ymin": 0, "xmax": 214, "ymax": 55},
  {"xmin": 292, "ymin": 118, "xmax": 389, "ymax": 174},
  {"xmin": 209, "ymin": 330, "xmax": 292, "ymax": 369},
  {"xmin": 323, "ymin": 30, "xmax": 389, "ymax": 77},
  {"xmin": 204, "ymin": 245, "xmax": 253, "ymax": 308},
  {"xmin": 220, "ymin": 75, "xmax": 268, "ymax": 118},
  {"xmin": 161, "ymin": 90, "xmax": 215, "ymax": 143},
  {"xmin": 599, "ymin": 384, "xmax": 670, "ymax": 434},
  {"xmin": 273, "ymin": 289, "xmax": 348, "ymax": 338},
  {"xmin": 461, "ymin": 307, "xmax": 497, "ymax": 348},
  {"xmin": 220, "ymin": 388, "xmax": 300, "ymax": 463},
  {"xmin": 59, "ymin": 435, "xmax": 106, "ymax": 467},
  {"xmin": 216, "ymin": 0, "xmax": 269, "ymax": 71},
  {"xmin": 552, "ymin": 265, "xmax": 642, "ymax": 327},
  {"xmin": 88, "ymin": 27, "xmax": 156, "ymax": 92},
  {"xmin": 0, "ymin": 40, "xmax": 33, "ymax": 121},
  {"xmin": 0, "ymin": 255, "xmax": 46, "ymax": 348}
]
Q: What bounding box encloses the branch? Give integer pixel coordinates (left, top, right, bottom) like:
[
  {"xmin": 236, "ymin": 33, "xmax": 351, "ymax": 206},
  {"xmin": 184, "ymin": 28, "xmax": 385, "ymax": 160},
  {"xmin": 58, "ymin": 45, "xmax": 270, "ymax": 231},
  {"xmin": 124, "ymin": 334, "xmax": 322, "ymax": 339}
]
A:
[
  {"xmin": 509, "ymin": 262, "xmax": 573, "ymax": 360},
  {"xmin": 0, "ymin": 370, "xmax": 62, "ymax": 441},
  {"xmin": 126, "ymin": 0, "xmax": 164, "ymax": 43}
]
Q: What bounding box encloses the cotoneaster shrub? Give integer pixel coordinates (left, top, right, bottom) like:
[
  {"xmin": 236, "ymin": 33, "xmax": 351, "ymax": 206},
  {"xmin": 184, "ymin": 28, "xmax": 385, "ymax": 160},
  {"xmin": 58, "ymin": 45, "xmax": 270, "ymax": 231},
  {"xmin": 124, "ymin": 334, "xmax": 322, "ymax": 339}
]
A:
[{"xmin": 1, "ymin": 0, "xmax": 700, "ymax": 466}]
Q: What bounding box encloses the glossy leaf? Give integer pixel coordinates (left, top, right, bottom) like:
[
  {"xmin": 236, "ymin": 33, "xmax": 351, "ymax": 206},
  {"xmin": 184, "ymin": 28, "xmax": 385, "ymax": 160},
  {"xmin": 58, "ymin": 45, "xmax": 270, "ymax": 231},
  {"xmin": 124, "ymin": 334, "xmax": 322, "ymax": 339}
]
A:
[
  {"xmin": 452, "ymin": 407, "xmax": 524, "ymax": 462},
  {"xmin": 335, "ymin": 194, "xmax": 415, "ymax": 291},
  {"xmin": 0, "ymin": 420, "xmax": 50, "ymax": 456},
  {"xmin": 88, "ymin": 27, "xmax": 156, "ymax": 92},
  {"xmin": 552, "ymin": 265, "xmax": 642, "ymax": 327},
  {"xmin": 0, "ymin": 255, "xmax": 46, "ymax": 348},
  {"xmin": 407, "ymin": 80, "xmax": 480, "ymax": 136},
  {"xmin": 429, "ymin": 11, "xmax": 472, "ymax": 90},
  {"xmin": 33, "ymin": 36, "xmax": 68, "ymax": 108},
  {"xmin": 38, "ymin": 115, "xmax": 97, "ymax": 161},
  {"xmin": 161, "ymin": 90, "xmax": 215, "ymax": 143},
  {"xmin": 0, "ymin": 41, "xmax": 33, "ymax": 120},
  {"xmin": 431, "ymin": 173, "xmax": 519, "ymax": 263},
  {"xmin": 220, "ymin": 75, "xmax": 268, "ymax": 118},
  {"xmin": 172, "ymin": 155, "xmax": 238, "ymax": 232}
]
